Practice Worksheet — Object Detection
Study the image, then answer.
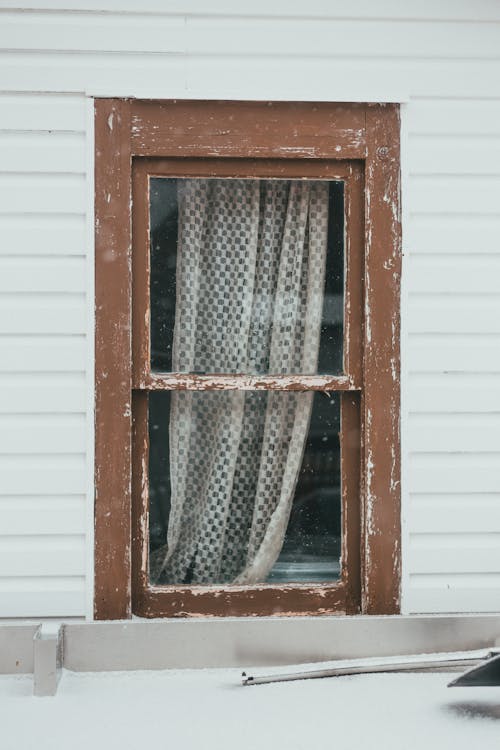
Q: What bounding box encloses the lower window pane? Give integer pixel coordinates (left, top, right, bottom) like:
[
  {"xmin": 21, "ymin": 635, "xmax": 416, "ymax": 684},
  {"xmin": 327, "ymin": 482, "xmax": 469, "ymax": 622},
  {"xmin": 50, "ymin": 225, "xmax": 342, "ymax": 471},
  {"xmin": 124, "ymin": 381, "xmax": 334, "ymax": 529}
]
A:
[{"xmin": 148, "ymin": 391, "xmax": 341, "ymax": 586}]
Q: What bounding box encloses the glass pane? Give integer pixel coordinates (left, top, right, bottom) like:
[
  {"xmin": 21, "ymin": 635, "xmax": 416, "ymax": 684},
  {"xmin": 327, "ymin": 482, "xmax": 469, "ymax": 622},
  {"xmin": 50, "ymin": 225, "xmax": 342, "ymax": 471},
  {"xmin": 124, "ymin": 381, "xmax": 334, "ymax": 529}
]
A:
[
  {"xmin": 150, "ymin": 177, "xmax": 344, "ymax": 375},
  {"xmin": 148, "ymin": 390, "xmax": 341, "ymax": 586}
]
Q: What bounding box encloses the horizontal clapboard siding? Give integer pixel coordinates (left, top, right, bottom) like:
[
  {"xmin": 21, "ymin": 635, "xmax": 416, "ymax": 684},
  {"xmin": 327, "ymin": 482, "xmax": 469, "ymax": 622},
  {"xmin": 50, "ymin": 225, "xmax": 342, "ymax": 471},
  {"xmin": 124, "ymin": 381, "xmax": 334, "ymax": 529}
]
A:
[
  {"xmin": 409, "ymin": 176, "xmax": 500, "ymax": 215},
  {"xmin": 0, "ymin": 132, "xmax": 86, "ymax": 173},
  {"xmin": 0, "ymin": 214, "xmax": 86, "ymax": 256},
  {"xmin": 0, "ymin": 92, "xmax": 86, "ymax": 130},
  {"xmin": 0, "ymin": 455, "xmax": 86, "ymax": 495},
  {"xmin": 410, "ymin": 495, "xmax": 500, "ymax": 534},
  {"xmin": 408, "ymin": 297, "xmax": 500, "ymax": 334},
  {"xmin": 405, "ymin": 94, "xmax": 500, "ymax": 614},
  {"xmin": 409, "ymin": 454, "xmax": 500, "ymax": 495},
  {"xmin": 4, "ymin": 56, "xmax": 500, "ymax": 99},
  {"xmin": 0, "ymin": 4, "xmax": 498, "ymax": 618},
  {"xmin": 0, "ymin": 257, "xmax": 86, "ymax": 291},
  {"xmin": 2, "ymin": 0, "xmax": 499, "ymax": 21},
  {"xmin": 0, "ymin": 174, "xmax": 86, "ymax": 214},
  {"xmin": 0, "ymin": 495, "xmax": 86, "ymax": 535},
  {"xmin": 0, "ymin": 414, "xmax": 85, "ymax": 453},
  {"xmin": 411, "ymin": 216, "xmax": 500, "ymax": 255},
  {"xmin": 408, "ymin": 256, "xmax": 500, "ymax": 294},
  {"xmin": 407, "ymin": 335, "xmax": 500, "ymax": 373},
  {"xmin": 0, "ymin": 373, "xmax": 86, "ymax": 412},
  {"xmin": 410, "ymin": 534, "xmax": 500, "ymax": 575},
  {"xmin": 407, "ymin": 374, "xmax": 500, "ymax": 413},
  {"xmin": 408, "ymin": 136, "xmax": 500, "ymax": 177},
  {"xmin": 2, "ymin": 12, "xmax": 500, "ymax": 59},
  {"xmin": 0, "ymin": 86, "xmax": 87, "ymax": 617},
  {"xmin": 408, "ymin": 575, "xmax": 500, "ymax": 615},
  {"xmin": 0, "ymin": 336, "xmax": 86, "ymax": 372},
  {"xmin": 408, "ymin": 414, "xmax": 500, "ymax": 453},
  {"xmin": 0, "ymin": 535, "xmax": 85, "ymax": 576},
  {"xmin": 0, "ymin": 577, "xmax": 86, "ymax": 618},
  {"xmin": 0, "ymin": 295, "xmax": 86, "ymax": 334}
]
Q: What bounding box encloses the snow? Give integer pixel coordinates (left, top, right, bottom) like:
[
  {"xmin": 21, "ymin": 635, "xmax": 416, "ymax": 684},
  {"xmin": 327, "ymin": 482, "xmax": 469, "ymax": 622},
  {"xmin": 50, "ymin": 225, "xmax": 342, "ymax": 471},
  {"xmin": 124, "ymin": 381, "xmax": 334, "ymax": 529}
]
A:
[{"xmin": 1, "ymin": 667, "xmax": 500, "ymax": 750}]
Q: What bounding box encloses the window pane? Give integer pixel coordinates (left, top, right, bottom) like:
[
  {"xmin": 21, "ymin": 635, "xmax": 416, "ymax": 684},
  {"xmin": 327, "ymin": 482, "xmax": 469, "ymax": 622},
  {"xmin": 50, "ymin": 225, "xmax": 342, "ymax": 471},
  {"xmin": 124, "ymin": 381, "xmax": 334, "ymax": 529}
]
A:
[
  {"xmin": 148, "ymin": 390, "xmax": 341, "ymax": 586},
  {"xmin": 150, "ymin": 178, "xmax": 344, "ymax": 375}
]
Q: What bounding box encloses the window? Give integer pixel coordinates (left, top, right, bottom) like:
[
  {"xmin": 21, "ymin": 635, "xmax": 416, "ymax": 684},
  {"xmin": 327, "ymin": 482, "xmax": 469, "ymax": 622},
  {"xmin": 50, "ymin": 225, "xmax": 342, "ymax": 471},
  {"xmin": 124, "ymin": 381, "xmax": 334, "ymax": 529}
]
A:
[{"xmin": 94, "ymin": 100, "xmax": 401, "ymax": 619}]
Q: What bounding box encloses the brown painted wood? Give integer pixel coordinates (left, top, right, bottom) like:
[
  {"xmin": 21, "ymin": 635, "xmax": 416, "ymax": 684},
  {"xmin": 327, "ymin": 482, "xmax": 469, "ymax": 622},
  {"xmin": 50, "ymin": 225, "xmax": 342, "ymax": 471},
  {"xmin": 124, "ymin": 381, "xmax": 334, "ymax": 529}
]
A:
[
  {"xmin": 341, "ymin": 392, "xmax": 362, "ymax": 614},
  {"xmin": 131, "ymin": 391, "xmax": 350, "ymax": 619},
  {"xmin": 95, "ymin": 100, "xmax": 402, "ymax": 620},
  {"xmin": 131, "ymin": 155, "xmax": 365, "ymax": 618},
  {"xmin": 137, "ymin": 374, "xmax": 359, "ymax": 391},
  {"xmin": 131, "ymin": 100, "xmax": 367, "ymax": 160},
  {"xmin": 131, "ymin": 160, "xmax": 150, "ymax": 387},
  {"xmin": 134, "ymin": 583, "xmax": 348, "ymax": 619},
  {"xmin": 131, "ymin": 390, "xmax": 149, "ymax": 612},
  {"xmin": 362, "ymin": 104, "xmax": 402, "ymax": 615},
  {"xmin": 130, "ymin": 149, "xmax": 365, "ymax": 617},
  {"xmin": 134, "ymin": 157, "xmax": 355, "ymax": 180},
  {"xmin": 94, "ymin": 99, "xmax": 133, "ymax": 620},
  {"xmin": 344, "ymin": 162, "xmax": 364, "ymax": 386}
]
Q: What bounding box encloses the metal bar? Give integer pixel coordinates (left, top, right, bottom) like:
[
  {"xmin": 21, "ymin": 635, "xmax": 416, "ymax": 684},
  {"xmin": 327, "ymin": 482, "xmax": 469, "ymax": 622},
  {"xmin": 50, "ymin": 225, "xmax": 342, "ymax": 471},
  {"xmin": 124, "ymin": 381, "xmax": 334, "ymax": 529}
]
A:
[{"xmin": 242, "ymin": 653, "xmax": 485, "ymax": 686}]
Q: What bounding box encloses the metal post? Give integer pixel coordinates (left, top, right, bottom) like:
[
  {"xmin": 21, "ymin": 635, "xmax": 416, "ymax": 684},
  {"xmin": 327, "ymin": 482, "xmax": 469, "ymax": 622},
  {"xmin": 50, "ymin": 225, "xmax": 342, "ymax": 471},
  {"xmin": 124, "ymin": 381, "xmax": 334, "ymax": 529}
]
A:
[{"xmin": 33, "ymin": 624, "xmax": 63, "ymax": 697}]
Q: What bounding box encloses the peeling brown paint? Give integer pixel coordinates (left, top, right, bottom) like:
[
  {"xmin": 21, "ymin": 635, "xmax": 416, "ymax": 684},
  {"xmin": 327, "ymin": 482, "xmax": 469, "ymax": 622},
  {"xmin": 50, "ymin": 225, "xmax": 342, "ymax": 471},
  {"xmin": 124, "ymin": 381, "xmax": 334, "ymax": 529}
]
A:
[
  {"xmin": 134, "ymin": 579, "xmax": 348, "ymax": 620},
  {"xmin": 130, "ymin": 100, "xmax": 367, "ymax": 160},
  {"xmin": 94, "ymin": 99, "xmax": 132, "ymax": 621},
  {"xmin": 362, "ymin": 104, "xmax": 402, "ymax": 615},
  {"xmin": 95, "ymin": 100, "xmax": 401, "ymax": 621},
  {"xmin": 131, "ymin": 396, "xmax": 349, "ymax": 620},
  {"xmin": 138, "ymin": 374, "xmax": 358, "ymax": 392}
]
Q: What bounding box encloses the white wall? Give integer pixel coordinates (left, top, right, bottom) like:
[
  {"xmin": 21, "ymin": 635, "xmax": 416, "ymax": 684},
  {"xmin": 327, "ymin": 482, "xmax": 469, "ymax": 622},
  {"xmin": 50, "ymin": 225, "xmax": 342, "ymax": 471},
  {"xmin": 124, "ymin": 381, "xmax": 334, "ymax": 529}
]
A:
[{"xmin": 0, "ymin": 1, "xmax": 499, "ymax": 618}]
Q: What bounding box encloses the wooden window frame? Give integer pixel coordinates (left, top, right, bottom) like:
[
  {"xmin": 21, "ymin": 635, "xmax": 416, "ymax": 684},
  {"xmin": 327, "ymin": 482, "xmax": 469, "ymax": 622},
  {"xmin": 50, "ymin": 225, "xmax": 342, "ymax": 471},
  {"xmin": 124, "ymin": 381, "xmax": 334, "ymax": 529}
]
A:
[{"xmin": 94, "ymin": 100, "xmax": 401, "ymax": 620}]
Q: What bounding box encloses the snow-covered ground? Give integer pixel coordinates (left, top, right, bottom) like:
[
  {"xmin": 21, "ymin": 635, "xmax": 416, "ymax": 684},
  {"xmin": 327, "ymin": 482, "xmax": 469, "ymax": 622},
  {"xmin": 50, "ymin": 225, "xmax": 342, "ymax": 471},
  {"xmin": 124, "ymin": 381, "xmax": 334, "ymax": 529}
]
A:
[{"xmin": 1, "ymin": 667, "xmax": 499, "ymax": 750}]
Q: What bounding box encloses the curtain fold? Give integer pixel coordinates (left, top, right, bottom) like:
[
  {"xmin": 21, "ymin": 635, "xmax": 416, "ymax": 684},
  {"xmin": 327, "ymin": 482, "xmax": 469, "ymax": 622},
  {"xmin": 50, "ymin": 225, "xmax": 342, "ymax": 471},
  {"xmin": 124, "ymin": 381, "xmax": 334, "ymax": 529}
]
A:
[{"xmin": 153, "ymin": 178, "xmax": 329, "ymax": 585}]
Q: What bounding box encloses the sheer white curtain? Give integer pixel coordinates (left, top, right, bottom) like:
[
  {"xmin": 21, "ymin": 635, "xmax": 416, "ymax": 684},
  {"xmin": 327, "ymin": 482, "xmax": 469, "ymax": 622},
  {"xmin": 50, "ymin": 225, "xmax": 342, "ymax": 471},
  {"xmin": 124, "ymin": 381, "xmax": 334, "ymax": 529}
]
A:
[{"xmin": 153, "ymin": 179, "xmax": 329, "ymax": 584}]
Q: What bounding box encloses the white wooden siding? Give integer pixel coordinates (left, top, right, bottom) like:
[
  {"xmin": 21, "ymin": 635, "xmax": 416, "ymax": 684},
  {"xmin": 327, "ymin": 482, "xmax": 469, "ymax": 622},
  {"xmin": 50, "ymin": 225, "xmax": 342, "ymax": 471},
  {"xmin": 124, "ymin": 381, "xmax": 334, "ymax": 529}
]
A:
[
  {"xmin": 0, "ymin": 2, "xmax": 499, "ymax": 617},
  {"xmin": 0, "ymin": 88, "xmax": 87, "ymax": 617},
  {"xmin": 404, "ymin": 94, "xmax": 500, "ymax": 614}
]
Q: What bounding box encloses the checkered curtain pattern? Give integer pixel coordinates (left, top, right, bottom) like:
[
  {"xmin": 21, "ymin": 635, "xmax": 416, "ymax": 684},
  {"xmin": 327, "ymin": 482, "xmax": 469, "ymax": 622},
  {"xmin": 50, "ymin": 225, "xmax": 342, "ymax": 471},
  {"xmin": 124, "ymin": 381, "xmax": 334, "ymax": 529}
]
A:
[{"xmin": 153, "ymin": 178, "xmax": 329, "ymax": 584}]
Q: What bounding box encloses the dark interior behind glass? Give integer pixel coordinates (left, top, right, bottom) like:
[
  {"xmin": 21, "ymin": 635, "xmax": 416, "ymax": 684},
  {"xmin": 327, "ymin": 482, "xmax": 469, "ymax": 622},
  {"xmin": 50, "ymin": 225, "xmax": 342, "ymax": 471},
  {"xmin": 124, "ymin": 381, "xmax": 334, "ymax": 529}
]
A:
[
  {"xmin": 149, "ymin": 390, "xmax": 341, "ymax": 585},
  {"xmin": 149, "ymin": 178, "xmax": 345, "ymax": 375}
]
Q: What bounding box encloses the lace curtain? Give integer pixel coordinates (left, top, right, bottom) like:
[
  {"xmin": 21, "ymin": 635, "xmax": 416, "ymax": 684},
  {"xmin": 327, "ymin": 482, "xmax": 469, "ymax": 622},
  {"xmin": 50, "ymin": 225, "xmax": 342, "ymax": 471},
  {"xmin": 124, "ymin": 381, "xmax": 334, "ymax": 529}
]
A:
[{"xmin": 153, "ymin": 178, "xmax": 329, "ymax": 585}]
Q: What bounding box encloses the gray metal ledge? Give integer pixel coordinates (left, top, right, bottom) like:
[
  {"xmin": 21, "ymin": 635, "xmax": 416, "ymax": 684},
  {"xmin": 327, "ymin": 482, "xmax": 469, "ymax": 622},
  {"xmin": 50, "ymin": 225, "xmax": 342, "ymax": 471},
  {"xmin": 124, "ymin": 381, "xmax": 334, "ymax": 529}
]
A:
[
  {"xmin": 2, "ymin": 615, "xmax": 500, "ymax": 677},
  {"xmin": 0, "ymin": 624, "xmax": 39, "ymax": 674},
  {"xmin": 63, "ymin": 614, "xmax": 500, "ymax": 672}
]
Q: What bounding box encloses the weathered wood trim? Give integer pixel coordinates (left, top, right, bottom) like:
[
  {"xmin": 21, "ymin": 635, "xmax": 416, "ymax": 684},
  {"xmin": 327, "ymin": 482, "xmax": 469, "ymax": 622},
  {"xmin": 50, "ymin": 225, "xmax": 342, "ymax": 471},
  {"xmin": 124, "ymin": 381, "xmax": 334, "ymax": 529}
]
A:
[
  {"xmin": 132, "ymin": 160, "xmax": 150, "ymax": 387},
  {"xmin": 131, "ymin": 100, "xmax": 367, "ymax": 160},
  {"xmin": 132, "ymin": 389, "xmax": 350, "ymax": 619},
  {"xmin": 341, "ymin": 392, "xmax": 362, "ymax": 614},
  {"xmin": 362, "ymin": 104, "xmax": 402, "ymax": 615},
  {"xmin": 134, "ymin": 582, "xmax": 348, "ymax": 619},
  {"xmin": 94, "ymin": 98, "xmax": 133, "ymax": 620},
  {"xmin": 343, "ymin": 161, "xmax": 364, "ymax": 385},
  {"xmin": 131, "ymin": 390, "xmax": 149, "ymax": 614},
  {"xmin": 136, "ymin": 374, "xmax": 359, "ymax": 391},
  {"xmin": 134, "ymin": 156, "xmax": 355, "ymax": 181},
  {"xmin": 95, "ymin": 100, "xmax": 402, "ymax": 620}
]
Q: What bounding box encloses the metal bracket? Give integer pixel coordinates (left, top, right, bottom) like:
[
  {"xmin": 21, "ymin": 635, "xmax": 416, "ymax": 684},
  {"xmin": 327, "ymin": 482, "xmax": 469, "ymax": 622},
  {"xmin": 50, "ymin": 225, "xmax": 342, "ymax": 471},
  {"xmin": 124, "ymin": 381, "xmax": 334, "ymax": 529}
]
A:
[{"xmin": 33, "ymin": 624, "xmax": 63, "ymax": 697}]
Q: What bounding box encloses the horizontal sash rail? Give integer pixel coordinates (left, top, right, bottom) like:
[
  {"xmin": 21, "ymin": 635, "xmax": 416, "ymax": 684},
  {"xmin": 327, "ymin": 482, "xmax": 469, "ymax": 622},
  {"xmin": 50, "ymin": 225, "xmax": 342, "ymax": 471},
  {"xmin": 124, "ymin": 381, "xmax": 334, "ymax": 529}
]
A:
[{"xmin": 133, "ymin": 373, "xmax": 360, "ymax": 392}]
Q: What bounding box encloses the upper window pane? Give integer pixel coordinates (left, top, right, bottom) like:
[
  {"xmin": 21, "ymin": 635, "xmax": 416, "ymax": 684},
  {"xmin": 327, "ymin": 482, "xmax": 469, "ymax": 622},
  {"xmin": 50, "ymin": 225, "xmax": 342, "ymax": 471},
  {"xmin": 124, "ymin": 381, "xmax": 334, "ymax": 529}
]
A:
[{"xmin": 150, "ymin": 177, "xmax": 344, "ymax": 375}]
